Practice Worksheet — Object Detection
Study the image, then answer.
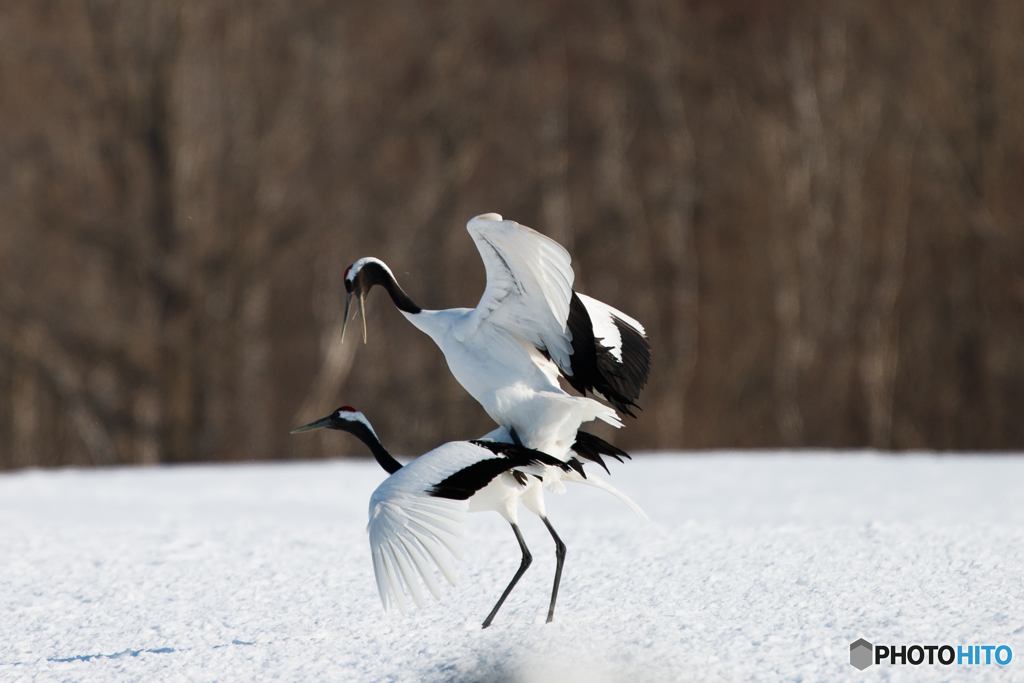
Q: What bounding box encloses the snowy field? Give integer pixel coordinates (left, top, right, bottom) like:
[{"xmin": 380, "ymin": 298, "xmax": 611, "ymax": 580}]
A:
[{"xmin": 2, "ymin": 452, "xmax": 1023, "ymax": 682}]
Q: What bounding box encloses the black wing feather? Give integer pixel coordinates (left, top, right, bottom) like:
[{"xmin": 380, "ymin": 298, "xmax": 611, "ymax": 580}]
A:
[
  {"xmin": 427, "ymin": 441, "xmax": 570, "ymax": 501},
  {"xmin": 563, "ymin": 292, "xmax": 651, "ymax": 417}
]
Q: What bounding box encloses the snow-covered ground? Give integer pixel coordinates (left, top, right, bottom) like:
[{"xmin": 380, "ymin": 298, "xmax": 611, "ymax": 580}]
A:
[{"xmin": 2, "ymin": 452, "xmax": 1023, "ymax": 682}]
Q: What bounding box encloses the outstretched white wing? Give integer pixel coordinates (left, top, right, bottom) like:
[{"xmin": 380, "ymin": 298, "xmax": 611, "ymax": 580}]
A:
[
  {"xmin": 367, "ymin": 459, "xmax": 468, "ymax": 614},
  {"xmin": 467, "ymin": 214, "xmax": 576, "ymax": 371},
  {"xmin": 367, "ymin": 488, "xmax": 465, "ymax": 615},
  {"xmin": 367, "ymin": 440, "xmax": 526, "ymax": 615}
]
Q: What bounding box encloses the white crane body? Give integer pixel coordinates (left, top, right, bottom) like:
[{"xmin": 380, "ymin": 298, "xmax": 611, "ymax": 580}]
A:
[
  {"xmin": 291, "ymin": 407, "xmax": 644, "ymax": 626},
  {"xmin": 405, "ymin": 306, "xmax": 620, "ymax": 456},
  {"xmin": 343, "ymin": 214, "xmax": 650, "ymax": 457}
]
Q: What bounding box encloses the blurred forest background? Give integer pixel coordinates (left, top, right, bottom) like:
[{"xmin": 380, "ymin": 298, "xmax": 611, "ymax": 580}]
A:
[{"xmin": 2, "ymin": 0, "xmax": 1023, "ymax": 469}]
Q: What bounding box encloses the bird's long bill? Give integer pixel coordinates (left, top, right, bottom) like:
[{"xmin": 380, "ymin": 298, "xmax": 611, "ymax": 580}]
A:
[
  {"xmin": 339, "ymin": 291, "xmax": 368, "ymax": 344},
  {"xmin": 340, "ymin": 291, "xmax": 353, "ymax": 344},
  {"xmin": 359, "ymin": 292, "xmax": 367, "ymax": 344},
  {"xmin": 290, "ymin": 415, "xmax": 334, "ymax": 434}
]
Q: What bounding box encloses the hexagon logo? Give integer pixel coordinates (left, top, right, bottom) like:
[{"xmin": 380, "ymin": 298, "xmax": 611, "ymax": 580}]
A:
[{"xmin": 850, "ymin": 639, "xmax": 873, "ymax": 670}]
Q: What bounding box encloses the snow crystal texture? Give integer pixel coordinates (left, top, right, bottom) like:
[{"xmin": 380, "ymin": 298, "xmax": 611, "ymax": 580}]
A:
[{"xmin": 2, "ymin": 453, "xmax": 1023, "ymax": 682}]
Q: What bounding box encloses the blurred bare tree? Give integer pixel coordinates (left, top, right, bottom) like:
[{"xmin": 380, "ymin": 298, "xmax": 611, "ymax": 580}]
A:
[{"xmin": 1, "ymin": 0, "xmax": 1022, "ymax": 469}]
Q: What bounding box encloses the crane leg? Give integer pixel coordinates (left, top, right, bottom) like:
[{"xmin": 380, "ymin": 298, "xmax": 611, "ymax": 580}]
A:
[
  {"xmin": 542, "ymin": 516, "xmax": 566, "ymax": 623},
  {"xmin": 482, "ymin": 523, "xmax": 532, "ymax": 629}
]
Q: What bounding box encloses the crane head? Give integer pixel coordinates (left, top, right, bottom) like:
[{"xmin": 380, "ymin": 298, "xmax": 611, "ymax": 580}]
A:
[
  {"xmin": 341, "ymin": 257, "xmax": 399, "ymax": 344},
  {"xmin": 290, "ymin": 406, "xmax": 376, "ymax": 436}
]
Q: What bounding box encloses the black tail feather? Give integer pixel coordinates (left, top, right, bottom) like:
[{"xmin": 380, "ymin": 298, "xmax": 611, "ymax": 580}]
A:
[{"xmin": 570, "ymin": 431, "xmax": 631, "ymax": 476}]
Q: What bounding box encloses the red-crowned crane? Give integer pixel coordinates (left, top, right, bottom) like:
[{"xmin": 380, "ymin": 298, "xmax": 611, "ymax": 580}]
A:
[
  {"xmin": 341, "ymin": 214, "xmax": 651, "ymax": 458},
  {"xmin": 291, "ymin": 406, "xmax": 646, "ymax": 628}
]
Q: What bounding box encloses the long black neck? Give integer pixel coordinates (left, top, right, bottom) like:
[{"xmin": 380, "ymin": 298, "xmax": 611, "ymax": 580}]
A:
[
  {"xmin": 363, "ymin": 262, "xmax": 422, "ymax": 314},
  {"xmin": 343, "ymin": 420, "xmax": 403, "ymax": 474},
  {"xmin": 383, "ymin": 276, "xmax": 421, "ymax": 314}
]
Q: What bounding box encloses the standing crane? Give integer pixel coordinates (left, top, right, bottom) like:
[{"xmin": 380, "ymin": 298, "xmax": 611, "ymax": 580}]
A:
[{"xmin": 291, "ymin": 406, "xmax": 646, "ymax": 628}]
